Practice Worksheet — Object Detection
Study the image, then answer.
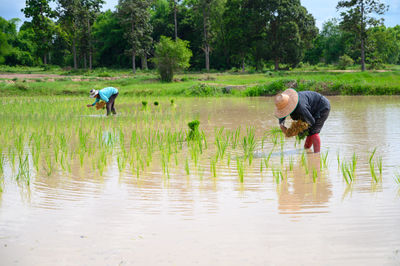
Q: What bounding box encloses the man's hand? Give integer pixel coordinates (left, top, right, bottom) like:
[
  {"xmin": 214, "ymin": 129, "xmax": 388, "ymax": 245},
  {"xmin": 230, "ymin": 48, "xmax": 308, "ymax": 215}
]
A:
[
  {"xmin": 87, "ymin": 104, "xmax": 93, "ymax": 107},
  {"xmin": 280, "ymin": 124, "xmax": 288, "ymax": 134}
]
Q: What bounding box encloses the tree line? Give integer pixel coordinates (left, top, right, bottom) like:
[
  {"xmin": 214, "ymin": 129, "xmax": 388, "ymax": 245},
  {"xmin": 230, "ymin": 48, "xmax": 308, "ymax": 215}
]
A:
[{"xmin": 0, "ymin": 0, "xmax": 398, "ymax": 72}]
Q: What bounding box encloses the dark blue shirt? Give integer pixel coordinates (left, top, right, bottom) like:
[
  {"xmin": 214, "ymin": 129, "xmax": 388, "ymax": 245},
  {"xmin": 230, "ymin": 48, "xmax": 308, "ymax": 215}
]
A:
[{"xmin": 279, "ymin": 91, "xmax": 330, "ymax": 127}]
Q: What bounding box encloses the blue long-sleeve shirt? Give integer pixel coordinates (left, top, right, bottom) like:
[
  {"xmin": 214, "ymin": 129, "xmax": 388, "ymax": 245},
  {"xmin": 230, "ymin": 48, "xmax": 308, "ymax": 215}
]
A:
[{"xmin": 92, "ymin": 87, "xmax": 119, "ymax": 106}]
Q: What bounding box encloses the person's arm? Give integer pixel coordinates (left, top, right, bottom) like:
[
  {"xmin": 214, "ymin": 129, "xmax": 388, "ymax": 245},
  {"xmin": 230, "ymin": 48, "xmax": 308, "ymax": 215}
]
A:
[
  {"xmin": 301, "ymin": 106, "xmax": 315, "ymax": 126},
  {"xmin": 87, "ymin": 97, "xmax": 100, "ymax": 107},
  {"xmin": 278, "ymin": 117, "xmax": 288, "ymax": 135}
]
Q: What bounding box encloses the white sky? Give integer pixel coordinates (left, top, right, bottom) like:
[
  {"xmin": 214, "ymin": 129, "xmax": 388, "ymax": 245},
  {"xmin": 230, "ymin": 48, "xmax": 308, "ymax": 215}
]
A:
[{"xmin": 0, "ymin": 0, "xmax": 399, "ymax": 29}]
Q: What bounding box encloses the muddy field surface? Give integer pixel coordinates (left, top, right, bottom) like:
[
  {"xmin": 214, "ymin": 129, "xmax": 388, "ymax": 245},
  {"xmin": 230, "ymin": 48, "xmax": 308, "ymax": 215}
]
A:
[{"xmin": 0, "ymin": 96, "xmax": 399, "ymax": 265}]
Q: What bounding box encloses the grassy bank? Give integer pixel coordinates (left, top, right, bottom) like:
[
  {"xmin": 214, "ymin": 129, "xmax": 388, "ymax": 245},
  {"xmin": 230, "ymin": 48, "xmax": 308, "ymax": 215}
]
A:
[{"xmin": 1, "ymin": 69, "xmax": 400, "ymax": 97}]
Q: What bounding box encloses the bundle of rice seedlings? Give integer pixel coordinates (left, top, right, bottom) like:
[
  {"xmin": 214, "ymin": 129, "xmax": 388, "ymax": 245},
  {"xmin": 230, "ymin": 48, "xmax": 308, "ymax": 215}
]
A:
[
  {"xmin": 95, "ymin": 101, "xmax": 106, "ymax": 110},
  {"xmin": 285, "ymin": 120, "xmax": 309, "ymax": 138}
]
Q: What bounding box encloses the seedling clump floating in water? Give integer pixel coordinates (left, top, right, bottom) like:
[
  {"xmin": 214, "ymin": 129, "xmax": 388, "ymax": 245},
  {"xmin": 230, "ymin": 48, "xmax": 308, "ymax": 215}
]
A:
[{"xmin": 187, "ymin": 120, "xmax": 200, "ymax": 141}]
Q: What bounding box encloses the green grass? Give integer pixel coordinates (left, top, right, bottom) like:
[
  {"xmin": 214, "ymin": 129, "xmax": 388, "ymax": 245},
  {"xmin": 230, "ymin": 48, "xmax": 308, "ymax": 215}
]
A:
[{"xmin": 1, "ymin": 68, "xmax": 400, "ymax": 97}]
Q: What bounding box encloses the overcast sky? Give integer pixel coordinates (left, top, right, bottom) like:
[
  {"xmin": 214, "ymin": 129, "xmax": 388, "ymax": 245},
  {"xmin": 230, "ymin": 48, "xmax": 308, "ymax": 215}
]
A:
[{"xmin": 1, "ymin": 0, "xmax": 399, "ymax": 30}]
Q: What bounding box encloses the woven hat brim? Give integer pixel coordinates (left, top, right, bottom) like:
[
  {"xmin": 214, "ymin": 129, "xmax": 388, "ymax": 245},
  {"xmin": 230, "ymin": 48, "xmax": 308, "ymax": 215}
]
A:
[
  {"xmin": 274, "ymin": 89, "xmax": 299, "ymax": 119},
  {"xmin": 89, "ymin": 90, "xmax": 99, "ymax": 98}
]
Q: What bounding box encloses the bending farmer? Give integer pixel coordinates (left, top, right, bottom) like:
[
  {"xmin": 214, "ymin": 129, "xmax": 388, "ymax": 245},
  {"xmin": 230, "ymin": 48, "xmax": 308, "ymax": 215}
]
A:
[
  {"xmin": 87, "ymin": 87, "xmax": 119, "ymax": 116},
  {"xmin": 274, "ymin": 88, "xmax": 330, "ymax": 153}
]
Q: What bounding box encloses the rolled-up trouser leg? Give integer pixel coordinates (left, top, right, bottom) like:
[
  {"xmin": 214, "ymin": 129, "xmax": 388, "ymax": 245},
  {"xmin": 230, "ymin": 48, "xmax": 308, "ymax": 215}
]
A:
[
  {"xmin": 111, "ymin": 93, "xmax": 118, "ymax": 114},
  {"xmin": 106, "ymin": 93, "xmax": 118, "ymax": 116},
  {"xmin": 311, "ymin": 133, "xmax": 321, "ymax": 153},
  {"xmin": 106, "ymin": 102, "xmax": 112, "ymax": 116},
  {"xmin": 304, "ymin": 136, "xmax": 313, "ymax": 149}
]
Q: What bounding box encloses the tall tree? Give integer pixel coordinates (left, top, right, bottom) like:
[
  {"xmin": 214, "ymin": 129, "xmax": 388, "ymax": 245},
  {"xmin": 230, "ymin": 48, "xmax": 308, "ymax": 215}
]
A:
[
  {"xmin": 263, "ymin": 0, "xmax": 317, "ymax": 70},
  {"xmin": 92, "ymin": 10, "xmax": 128, "ymax": 67},
  {"xmin": 172, "ymin": 0, "xmax": 178, "ymax": 40},
  {"xmin": 118, "ymin": 0, "xmax": 153, "ymax": 73},
  {"xmin": 22, "ymin": 0, "xmax": 56, "ymax": 64},
  {"xmin": 79, "ymin": 0, "xmax": 104, "ymax": 70},
  {"xmin": 57, "ymin": 0, "xmax": 81, "ymax": 69},
  {"xmin": 337, "ymin": 0, "xmax": 388, "ymax": 71},
  {"xmin": 224, "ymin": 0, "xmax": 252, "ymax": 71}
]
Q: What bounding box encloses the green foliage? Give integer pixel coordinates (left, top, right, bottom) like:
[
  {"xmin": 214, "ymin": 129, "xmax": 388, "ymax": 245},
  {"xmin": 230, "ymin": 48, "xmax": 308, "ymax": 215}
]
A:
[
  {"xmin": 338, "ymin": 54, "xmax": 354, "ymax": 69},
  {"xmin": 337, "ymin": 0, "xmax": 389, "ymax": 71},
  {"xmin": 118, "ymin": 0, "xmax": 152, "ymax": 73},
  {"xmin": 244, "ymin": 80, "xmax": 288, "ymax": 96},
  {"xmin": 185, "ymin": 84, "xmax": 223, "ymax": 96},
  {"xmin": 153, "ymin": 36, "xmax": 192, "ymax": 82}
]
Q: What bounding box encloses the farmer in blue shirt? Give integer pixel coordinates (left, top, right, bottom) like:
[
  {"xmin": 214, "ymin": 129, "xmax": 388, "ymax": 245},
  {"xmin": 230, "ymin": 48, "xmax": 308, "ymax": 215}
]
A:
[{"xmin": 87, "ymin": 87, "xmax": 119, "ymax": 116}]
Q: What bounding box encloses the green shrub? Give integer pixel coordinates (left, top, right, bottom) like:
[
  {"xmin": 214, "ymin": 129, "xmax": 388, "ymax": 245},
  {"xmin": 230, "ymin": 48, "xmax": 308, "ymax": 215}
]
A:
[
  {"xmin": 368, "ymin": 57, "xmax": 385, "ymax": 70},
  {"xmin": 185, "ymin": 84, "xmax": 223, "ymax": 96},
  {"xmin": 244, "ymin": 80, "xmax": 288, "ymax": 96},
  {"xmin": 338, "ymin": 55, "xmax": 354, "ymax": 70},
  {"xmin": 152, "ymin": 36, "xmax": 192, "ymax": 82}
]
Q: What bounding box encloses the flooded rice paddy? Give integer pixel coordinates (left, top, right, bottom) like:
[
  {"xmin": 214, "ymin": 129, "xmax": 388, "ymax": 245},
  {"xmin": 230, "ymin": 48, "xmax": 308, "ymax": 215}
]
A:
[{"xmin": 0, "ymin": 96, "xmax": 400, "ymax": 265}]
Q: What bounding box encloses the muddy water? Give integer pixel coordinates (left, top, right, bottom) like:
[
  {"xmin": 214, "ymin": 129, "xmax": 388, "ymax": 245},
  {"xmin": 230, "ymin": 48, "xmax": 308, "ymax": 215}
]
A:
[{"xmin": 1, "ymin": 96, "xmax": 400, "ymax": 265}]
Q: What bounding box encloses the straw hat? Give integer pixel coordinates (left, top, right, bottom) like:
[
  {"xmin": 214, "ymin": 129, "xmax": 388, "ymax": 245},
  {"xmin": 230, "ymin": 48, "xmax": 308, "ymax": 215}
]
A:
[
  {"xmin": 89, "ymin": 89, "xmax": 99, "ymax": 98},
  {"xmin": 274, "ymin": 88, "xmax": 299, "ymax": 119}
]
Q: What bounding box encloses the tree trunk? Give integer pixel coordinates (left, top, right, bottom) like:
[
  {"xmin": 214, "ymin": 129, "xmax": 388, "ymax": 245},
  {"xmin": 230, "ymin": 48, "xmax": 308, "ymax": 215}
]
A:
[
  {"xmin": 84, "ymin": 53, "xmax": 87, "ymax": 70},
  {"xmin": 88, "ymin": 19, "xmax": 92, "ymax": 70},
  {"xmin": 43, "ymin": 53, "xmax": 47, "ymax": 65},
  {"xmin": 174, "ymin": 0, "xmax": 178, "ymax": 40},
  {"xmin": 361, "ymin": 38, "xmax": 365, "ymax": 71},
  {"xmin": 73, "ymin": 37, "xmax": 77, "ymax": 70},
  {"xmin": 141, "ymin": 54, "xmax": 148, "ymax": 70},
  {"xmin": 274, "ymin": 57, "xmax": 279, "ymax": 71},
  {"xmin": 203, "ymin": 8, "xmax": 210, "ymax": 72},
  {"xmin": 132, "ymin": 50, "xmax": 136, "ymax": 74},
  {"xmin": 360, "ymin": 1, "xmax": 365, "ymax": 72},
  {"xmin": 241, "ymin": 56, "xmax": 245, "ymax": 72}
]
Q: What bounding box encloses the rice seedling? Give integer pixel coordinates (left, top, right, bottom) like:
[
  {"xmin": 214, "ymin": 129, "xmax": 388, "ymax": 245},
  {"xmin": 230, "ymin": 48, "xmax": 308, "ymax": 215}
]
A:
[
  {"xmin": 341, "ymin": 161, "xmax": 354, "ymax": 184},
  {"xmin": 187, "ymin": 120, "xmax": 200, "ymax": 141},
  {"xmin": 312, "ymin": 167, "xmax": 318, "ymax": 183},
  {"xmin": 369, "ymin": 148, "xmax": 377, "ymax": 164},
  {"xmin": 263, "ymin": 151, "xmax": 272, "ymax": 169},
  {"xmin": 0, "ymin": 149, "xmax": 4, "ymax": 175},
  {"xmin": 210, "ymin": 158, "xmax": 217, "ymax": 178},
  {"xmin": 394, "ymin": 172, "xmax": 400, "ymax": 185},
  {"xmin": 215, "ymin": 127, "xmax": 229, "ymax": 161},
  {"xmin": 231, "ymin": 127, "xmax": 241, "ymax": 149},
  {"xmin": 16, "ymin": 154, "xmax": 30, "ymax": 185},
  {"xmin": 242, "ymin": 127, "xmax": 256, "ymax": 164},
  {"xmin": 284, "ymin": 120, "xmax": 309, "ymax": 138},
  {"xmin": 289, "ymin": 156, "xmax": 294, "ymax": 171},
  {"xmin": 236, "ymin": 158, "xmax": 244, "ymax": 183},
  {"xmin": 95, "ymin": 101, "xmax": 106, "ymax": 110},
  {"xmin": 185, "ymin": 158, "xmax": 190, "ymax": 175},
  {"xmin": 321, "ymin": 151, "xmax": 329, "ymax": 169},
  {"xmin": 45, "ymin": 153, "xmax": 53, "ymax": 176},
  {"xmin": 272, "ymin": 168, "xmax": 284, "ymax": 184},
  {"xmin": 369, "ymin": 160, "xmax": 378, "ymax": 183},
  {"xmin": 377, "ymin": 157, "xmax": 383, "ymax": 176},
  {"xmin": 351, "ymin": 152, "xmax": 358, "ymax": 174}
]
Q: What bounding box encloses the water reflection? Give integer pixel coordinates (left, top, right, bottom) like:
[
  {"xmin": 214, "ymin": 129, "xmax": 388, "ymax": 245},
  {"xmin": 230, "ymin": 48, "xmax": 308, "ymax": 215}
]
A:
[{"xmin": 277, "ymin": 154, "xmax": 332, "ymax": 216}]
